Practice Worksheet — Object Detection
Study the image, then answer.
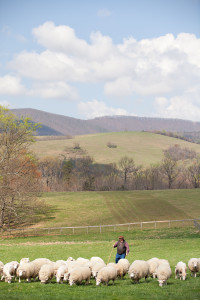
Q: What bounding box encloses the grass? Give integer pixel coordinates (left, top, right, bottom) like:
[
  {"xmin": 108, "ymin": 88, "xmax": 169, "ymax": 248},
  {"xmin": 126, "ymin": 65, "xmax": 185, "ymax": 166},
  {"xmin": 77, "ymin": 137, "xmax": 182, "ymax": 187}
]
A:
[
  {"xmin": 0, "ymin": 228, "xmax": 199, "ymax": 300},
  {"xmin": 31, "ymin": 132, "xmax": 200, "ymax": 166},
  {"xmin": 33, "ymin": 189, "xmax": 200, "ymax": 228}
]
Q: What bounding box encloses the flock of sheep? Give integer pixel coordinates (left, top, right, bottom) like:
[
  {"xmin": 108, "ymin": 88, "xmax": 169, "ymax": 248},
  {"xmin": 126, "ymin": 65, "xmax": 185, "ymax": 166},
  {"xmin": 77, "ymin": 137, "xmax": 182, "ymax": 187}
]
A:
[{"xmin": 0, "ymin": 256, "xmax": 199, "ymax": 287}]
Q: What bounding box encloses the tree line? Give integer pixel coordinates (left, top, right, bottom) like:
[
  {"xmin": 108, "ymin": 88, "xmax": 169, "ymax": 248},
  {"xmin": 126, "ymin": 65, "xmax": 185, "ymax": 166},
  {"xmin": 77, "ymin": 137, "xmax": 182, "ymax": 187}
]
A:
[{"xmin": 38, "ymin": 144, "xmax": 200, "ymax": 192}]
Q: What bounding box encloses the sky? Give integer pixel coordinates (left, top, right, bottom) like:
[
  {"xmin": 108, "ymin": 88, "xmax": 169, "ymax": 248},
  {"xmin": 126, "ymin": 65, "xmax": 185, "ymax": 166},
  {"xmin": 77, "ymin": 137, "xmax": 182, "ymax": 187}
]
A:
[{"xmin": 0, "ymin": 0, "xmax": 200, "ymax": 121}]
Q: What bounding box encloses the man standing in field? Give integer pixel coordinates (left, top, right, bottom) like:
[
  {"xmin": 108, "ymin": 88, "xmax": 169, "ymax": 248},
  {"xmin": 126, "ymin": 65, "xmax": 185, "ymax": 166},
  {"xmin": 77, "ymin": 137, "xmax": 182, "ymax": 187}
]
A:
[{"xmin": 113, "ymin": 235, "xmax": 130, "ymax": 263}]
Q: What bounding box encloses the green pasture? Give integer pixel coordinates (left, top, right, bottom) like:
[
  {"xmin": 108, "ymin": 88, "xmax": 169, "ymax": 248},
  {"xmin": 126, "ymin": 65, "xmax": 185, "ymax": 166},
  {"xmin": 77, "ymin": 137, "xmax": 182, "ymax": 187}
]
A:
[
  {"xmin": 36, "ymin": 189, "xmax": 200, "ymax": 228},
  {"xmin": 31, "ymin": 131, "xmax": 200, "ymax": 166},
  {"xmin": 0, "ymin": 228, "xmax": 199, "ymax": 300}
]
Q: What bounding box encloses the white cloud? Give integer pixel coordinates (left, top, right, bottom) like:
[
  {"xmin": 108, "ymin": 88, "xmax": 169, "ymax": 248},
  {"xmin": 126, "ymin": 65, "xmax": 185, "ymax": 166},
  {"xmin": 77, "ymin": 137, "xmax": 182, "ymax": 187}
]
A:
[
  {"xmin": 97, "ymin": 9, "xmax": 111, "ymax": 17},
  {"xmin": 78, "ymin": 99, "xmax": 130, "ymax": 119},
  {"xmin": 29, "ymin": 81, "xmax": 79, "ymax": 100},
  {"xmin": 0, "ymin": 75, "xmax": 26, "ymax": 95},
  {"xmin": 154, "ymin": 92, "xmax": 200, "ymax": 121},
  {"xmin": 6, "ymin": 22, "xmax": 200, "ymax": 120}
]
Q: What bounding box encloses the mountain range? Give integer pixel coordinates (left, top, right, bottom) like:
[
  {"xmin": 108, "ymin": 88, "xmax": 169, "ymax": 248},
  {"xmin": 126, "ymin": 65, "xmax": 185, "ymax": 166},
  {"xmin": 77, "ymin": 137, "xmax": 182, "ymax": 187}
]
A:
[{"xmin": 11, "ymin": 108, "xmax": 200, "ymax": 136}]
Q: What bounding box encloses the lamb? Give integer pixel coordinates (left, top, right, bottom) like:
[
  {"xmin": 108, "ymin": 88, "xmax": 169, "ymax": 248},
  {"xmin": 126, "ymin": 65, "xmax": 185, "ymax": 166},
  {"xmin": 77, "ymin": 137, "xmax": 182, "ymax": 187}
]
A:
[
  {"xmin": 96, "ymin": 266, "xmax": 117, "ymax": 286},
  {"xmin": 0, "ymin": 261, "xmax": 4, "ymax": 278},
  {"xmin": 188, "ymin": 258, "xmax": 200, "ymax": 277},
  {"xmin": 56, "ymin": 264, "xmax": 69, "ymax": 283},
  {"xmin": 128, "ymin": 260, "xmax": 149, "ymax": 283},
  {"xmin": 92, "ymin": 262, "xmax": 106, "ymax": 278},
  {"xmin": 68, "ymin": 266, "xmax": 91, "ymax": 286},
  {"xmin": 39, "ymin": 263, "xmax": 55, "ymax": 284},
  {"xmin": 2, "ymin": 261, "xmax": 19, "ymax": 283},
  {"xmin": 156, "ymin": 263, "xmax": 172, "ymax": 286},
  {"xmin": 17, "ymin": 262, "xmax": 37, "ymax": 283},
  {"xmin": 175, "ymin": 261, "xmax": 187, "ymax": 280},
  {"xmin": 116, "ymin": 258, "xmax": 130, "ymax": 279},
  {"xmin": 147, "ymin": 257, "xmax": 160, "ymax": 278}
]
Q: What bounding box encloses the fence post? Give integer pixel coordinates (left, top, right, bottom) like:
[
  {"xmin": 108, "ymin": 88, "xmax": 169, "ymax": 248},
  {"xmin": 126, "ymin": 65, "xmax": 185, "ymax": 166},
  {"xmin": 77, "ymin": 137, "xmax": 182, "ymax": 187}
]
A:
[{"xmin": 100, "ymin": 225, "xmax": 102, "ymax": 234}]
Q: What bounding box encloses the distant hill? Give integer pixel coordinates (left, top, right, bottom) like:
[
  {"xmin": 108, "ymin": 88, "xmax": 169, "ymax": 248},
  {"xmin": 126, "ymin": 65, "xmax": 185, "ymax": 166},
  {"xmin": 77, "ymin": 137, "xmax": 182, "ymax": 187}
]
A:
[
  {"xmin": 31, "ymin": 131, "xmax": 200, "ymax": 166},
  {"xmin": 12, "ymin": 108, "xmax": 200, "ymax": 136}
]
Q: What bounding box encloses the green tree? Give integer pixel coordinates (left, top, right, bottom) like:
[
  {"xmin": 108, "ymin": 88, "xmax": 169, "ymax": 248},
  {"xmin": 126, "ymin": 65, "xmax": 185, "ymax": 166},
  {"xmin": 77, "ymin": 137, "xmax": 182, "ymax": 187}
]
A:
[{"xmin": 0, "ymin": 106, "xmax": 42, "ymax": 228}]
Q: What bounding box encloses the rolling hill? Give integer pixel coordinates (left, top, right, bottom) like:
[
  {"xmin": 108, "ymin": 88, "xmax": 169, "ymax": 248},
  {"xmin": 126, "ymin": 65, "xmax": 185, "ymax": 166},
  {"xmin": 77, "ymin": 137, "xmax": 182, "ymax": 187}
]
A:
[
  {"xmin": 32, "ymin": 131, "xmax": 200, "ymax": 166},
  {"xmin": 12, "ymin": 108, "xmax": 200, "ymax": 136},
  {"xmin": 36, "ymin": 189, "xmax": 200, "ymax": 228}
]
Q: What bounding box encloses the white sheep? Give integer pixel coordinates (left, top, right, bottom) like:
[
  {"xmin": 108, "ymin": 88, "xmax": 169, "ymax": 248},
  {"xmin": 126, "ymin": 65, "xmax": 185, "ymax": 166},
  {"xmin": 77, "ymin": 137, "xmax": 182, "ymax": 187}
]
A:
[
  {"xmin": 158, "ymin": 259, "xmax": 170, "ymax": 266},
  {"xmin": 116, "ymin": 258, "xmax": 130, "ymax": 279},
  {"xmin": 68, "ymin": 266, "xmax": 91, "ymax": 286},
  {"xmin": 67, "ymin": 257, "xmax": 75, "ymax": 262},
  {"xmin": 2, "ymin": 261, "xmax": 19, "ymax": 283},
  {"xmin": 76, "ymin": 257, "xmax": 90, "ymax": 266},
  {"xmin": 20, "ymin": 258, "xmax": 30, "ymax": 264},
  {"xmin": 56, "ymin": 264, "xmax": 69, "ymax": 283},
  {"xmin": 0, "ymin": 261, "xmax": 4, "ymax": 278},
  {"xmin": 96, "ymin": 266, "xmax": 117, "ymax": 286},
  {"xmin": 128, "ymin": 260, "xmax": 149, "ymax": 283},
  {"xmin": 63, "ymin": 261, "xmax": 80, "ymax": 282},
  {"xmin": 175, "ymin": 261, "xmax": 187, "ymax": 280},
  {"xmin": 39, "ymin": 263, "xmax": 55, "ymax": 284},
  {"xmin": 92, "ymin": 262, "xmax": 106, "ymax": 278},
  {"xmin": 188, "ymin": 258, "xmax": 200, "ymax": 277},
  {"xmin": 90, "ymin": 257, "xmax": 104, "ymax": 264},
  {"xmin": 147, "ymin": 257, "xmax": 160, "ymax": 278},
  {"xmin": 156, "ymin": 263, "xmax": 172, "ymax": 286},
  {"xmin": 31, "ymin": 258, "xmax": 52, "ymax": 276},
  {"xmin": 17, "ymin": 262, "xmax": 37, "ymax": 283},
  {"xmin": 53, "ymin": 260, "xmax": 67, "ymax": 276}
]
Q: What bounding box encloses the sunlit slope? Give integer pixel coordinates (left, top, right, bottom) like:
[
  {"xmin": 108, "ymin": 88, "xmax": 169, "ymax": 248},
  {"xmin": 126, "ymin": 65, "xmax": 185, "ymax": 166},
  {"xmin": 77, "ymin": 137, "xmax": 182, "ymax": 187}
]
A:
[
  {"xmin": 32, "ymin": 132, "xmax": 200, "ymax": 166},
  {"xmin": 33, "ymin": 132, "xmax": 200, "ymax": 166},
  {"xmin": 37, "ymin": 189, "xmax": 200, "ymax": 228}
]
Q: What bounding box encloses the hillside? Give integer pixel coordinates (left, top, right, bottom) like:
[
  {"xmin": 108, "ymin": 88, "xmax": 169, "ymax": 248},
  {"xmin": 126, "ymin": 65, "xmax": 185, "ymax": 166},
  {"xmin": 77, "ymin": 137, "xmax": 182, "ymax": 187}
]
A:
[
  {"xmin": 12, "ymin": 108, "xmax": 200, "ymax": 136},
  {"xmin": 32, "ymin": 131, "xmax": 200, "ymax": 166},
  {"xmin": 36, "ymin": 189, "xmax": 200, "ymax": 228}
]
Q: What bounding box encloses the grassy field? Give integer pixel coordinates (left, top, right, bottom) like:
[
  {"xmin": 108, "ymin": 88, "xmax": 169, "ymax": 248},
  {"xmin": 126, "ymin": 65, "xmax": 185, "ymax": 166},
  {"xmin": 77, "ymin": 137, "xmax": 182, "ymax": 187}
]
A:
[
  {"xmin": 34, "ymin": 189, "xmax": 200, "ymax": 228},
  {"xmin": 0, "ymin": 229, "xmax": 199, "ymax": 300},
  {"xmin": 31, "ymin": 132, "xmax": 200, "ymax": 166}
]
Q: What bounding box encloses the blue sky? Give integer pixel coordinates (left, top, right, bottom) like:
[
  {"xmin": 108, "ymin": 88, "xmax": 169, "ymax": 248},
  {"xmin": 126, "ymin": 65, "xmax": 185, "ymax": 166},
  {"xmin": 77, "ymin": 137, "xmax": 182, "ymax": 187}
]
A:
[{"xmin": 0, "ymin": 0, "xmax": 200, "ymax": 120}]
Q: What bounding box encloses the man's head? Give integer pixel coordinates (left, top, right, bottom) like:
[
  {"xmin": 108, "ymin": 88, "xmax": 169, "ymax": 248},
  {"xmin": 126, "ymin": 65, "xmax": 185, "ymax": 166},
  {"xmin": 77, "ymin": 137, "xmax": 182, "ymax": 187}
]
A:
[{"xmin": 119, "ymin": 235, "xmax": 124, "ymax": 241}]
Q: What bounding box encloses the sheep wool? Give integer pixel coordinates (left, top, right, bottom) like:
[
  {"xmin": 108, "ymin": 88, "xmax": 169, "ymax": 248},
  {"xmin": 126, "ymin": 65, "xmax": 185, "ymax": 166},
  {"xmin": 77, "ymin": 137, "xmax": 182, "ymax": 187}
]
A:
[
  {"xmin": 188, "ymin": 258, "xmax": 200, "ymax": 278},
  {"xmin": 92, "ymin": 262, "xmax": 106, "ymax": 278},
  {"xmin": 17, "ymin": 262, "xmax": 37, "ymax": 283},
  {"xmin": 147, "ymin": 257, "xmax": 160, "ymax": 278},
  {"xmin": 175, "ymin": 261, "xmax": 187, "ymax": 280},
  {"xmin": 156, "ymin": 263, "xmax": 172, "ymax": 287},
  {"xmin": 68, "ymin": 266, "xmax": 91, "ymax": 286},
  {"xmin": 96, "ymin": 266, "xmax": 117, "ymax": 286},
  {"xmin": 128, "ymin": 260, "xmax": 149, "ymax": 283},
  {"xmin": 39, "ymin": 263, "xmax": 55, "ymax": 284}
]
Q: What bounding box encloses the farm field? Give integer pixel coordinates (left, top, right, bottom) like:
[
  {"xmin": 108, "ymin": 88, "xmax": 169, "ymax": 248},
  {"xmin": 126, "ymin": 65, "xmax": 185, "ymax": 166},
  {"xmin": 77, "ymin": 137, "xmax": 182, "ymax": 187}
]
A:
[
  {"xmin": 0, "ymin": 229, "xmax": 199, "ymax": 300},
  {"xmin": 31, "ymin": 131, "xmax": 200, "ymax": 166},
  {"xmin": 34, "ymin": 189, "xmax": 200, "ymax": 228}
]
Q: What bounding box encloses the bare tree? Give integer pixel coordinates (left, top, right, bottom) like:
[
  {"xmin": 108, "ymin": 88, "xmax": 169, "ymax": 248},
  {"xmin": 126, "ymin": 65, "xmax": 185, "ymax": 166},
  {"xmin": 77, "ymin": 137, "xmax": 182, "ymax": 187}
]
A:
[
  {"xmin": 187, "ymin": 159, "xmax": 200, "ymax": 188},
  {"xmin": 161, "ymin": 153, "xmax": 178, "ymax": 189},
  {"xmin": 118, "ymin": 156, "xmax": 137, "ymax": 189}
]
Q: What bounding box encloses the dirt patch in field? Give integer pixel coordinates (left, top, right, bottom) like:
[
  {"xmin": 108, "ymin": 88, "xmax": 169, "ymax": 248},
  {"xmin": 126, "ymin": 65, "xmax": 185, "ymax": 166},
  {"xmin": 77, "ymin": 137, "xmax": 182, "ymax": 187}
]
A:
[{"xmin": 0, "ymin": 241, "xmax": 104, "ymax": 246}]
